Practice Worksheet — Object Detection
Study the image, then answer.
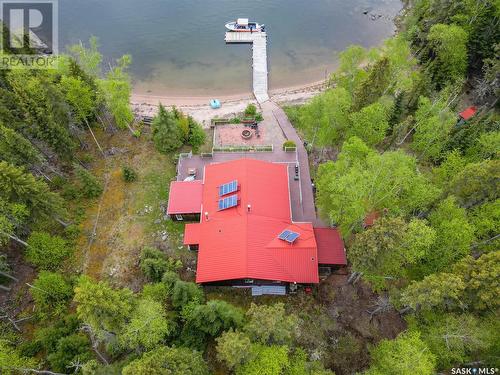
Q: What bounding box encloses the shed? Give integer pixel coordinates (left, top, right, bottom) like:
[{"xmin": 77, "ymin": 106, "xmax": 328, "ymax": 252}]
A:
[
  {"xmin": 167, "ymin": 180, "xmax": 203, "ymax": 221},
  {"xmin": 314, "ymin": 228, "xmax": 346, "ymax": 265},
  {"xmin": 459, "ymin": 106, "xmax": 477, "ymax": 121}
]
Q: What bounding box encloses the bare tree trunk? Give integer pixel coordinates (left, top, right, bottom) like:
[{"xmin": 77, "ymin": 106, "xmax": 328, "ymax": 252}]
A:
[
  {"xmin": 0, "ymin": 271, "xmax": 19, "ymax": 281},
  {"xmin": 54, "ymin": 217, "xmax": 70, "ymax": 228},
  {"xmin": 0, "ymin": 232, "xmax": 29, "ymax": 247},
  {"xmin": 84, "ymin": 117, "xmax": 105, "ymax": 157},
  {"xmin": 471, "ymin": 233, "xmax": 500, "ymax": 249},
  {"xmin": 7, "ymin": 368, "xmax": 67, "ymax": 375},
  {"xmin": 81, "ymin": 324, "xmax": 109, "ymax": 365}
]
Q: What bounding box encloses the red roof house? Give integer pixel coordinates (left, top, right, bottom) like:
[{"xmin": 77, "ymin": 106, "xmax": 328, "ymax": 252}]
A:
[{"xmin": 168, "ymin": 159, "xmax": 346, "ymax": 285}]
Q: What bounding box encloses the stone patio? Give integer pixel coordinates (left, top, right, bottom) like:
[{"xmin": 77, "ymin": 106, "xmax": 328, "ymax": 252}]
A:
[{"xmin": 215, "ymin": 124, "xmax": 267, "ymax": 146}]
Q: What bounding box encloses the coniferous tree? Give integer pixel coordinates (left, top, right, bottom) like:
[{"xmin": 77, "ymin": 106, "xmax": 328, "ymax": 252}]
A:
[
  {"xmin": 352, "ymin": 57, "xmax": 391, "ymax": 111},
  {"xmin": 0, "ymin": 161, "xmax": 66, "ymax": 219},
  {"xmin": 0, "ymin": 124, "xmax": 42, "ymax": 167},
  {"xmin": 151, "ymin": 104, "xmax": 183, "ymax": 153}
]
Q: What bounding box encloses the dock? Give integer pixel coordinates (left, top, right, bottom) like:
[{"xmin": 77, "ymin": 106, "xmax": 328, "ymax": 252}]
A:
[{"xmin": 225, "ymin": 31, "xmax": 269, "ymax": 103}]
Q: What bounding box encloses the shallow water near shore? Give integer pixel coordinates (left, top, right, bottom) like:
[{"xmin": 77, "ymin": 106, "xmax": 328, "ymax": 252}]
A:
[{"xmin": 59, "ymin": 0, "xmax": 402, "ymax": 96}]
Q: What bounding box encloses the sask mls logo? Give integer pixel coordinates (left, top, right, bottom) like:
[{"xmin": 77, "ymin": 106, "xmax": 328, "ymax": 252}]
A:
[
  {"xmin": 0, "ymin": 0, "xmax": 58, "ymax": 68},
  {"xmin": 452, "ymin": 368, "xmax": 499, "ymax": 375}
]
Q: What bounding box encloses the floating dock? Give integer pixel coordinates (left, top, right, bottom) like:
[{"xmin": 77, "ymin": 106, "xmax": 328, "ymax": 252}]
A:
[{"xmin": 225, "ymin": 31, "xmax": 269, "ymax": 103}]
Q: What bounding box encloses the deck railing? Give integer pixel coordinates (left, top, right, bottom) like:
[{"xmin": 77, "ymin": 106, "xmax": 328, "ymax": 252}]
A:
[
  {"xmin": 176, "ymin": 151, "xmax": 192, "ymax": 180},
  {"xmin": 212, "ymin": 145, "xmax": 273, "ymax": 153}
]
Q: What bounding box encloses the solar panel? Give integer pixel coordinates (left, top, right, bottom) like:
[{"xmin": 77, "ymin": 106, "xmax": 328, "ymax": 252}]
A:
[
  {"xmin": 218, "ymin": 194, "xmax": 238, "ymax": 210},
  {"xmin": 278, "ymin": 230, "xmax": 293, "ymax": 240},
  {"xmin": 278, "ymin": 230, "xmax": 300, "ymax": 243},
  {"xmin": 219, "ymin": 180, "xmax": 238, "ymax": 196},
  {"xmin": 286, "ymin": 232, "xmax": 300, "ymax": 242}
]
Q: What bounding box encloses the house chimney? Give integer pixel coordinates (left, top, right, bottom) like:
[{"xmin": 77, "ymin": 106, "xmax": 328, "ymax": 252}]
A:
[
  {"xmin": 205, "ymin": 212, "xmax": 209, "ymax": 221},
  {"xmin": 247, "ymin": 204, "xmax": 251, "ymax": 213}
]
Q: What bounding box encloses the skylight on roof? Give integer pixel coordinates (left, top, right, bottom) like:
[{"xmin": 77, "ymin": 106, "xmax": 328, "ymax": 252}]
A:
[{"xmin": 278, "ymin": 229, "xmax": 300, "ymax": 243}]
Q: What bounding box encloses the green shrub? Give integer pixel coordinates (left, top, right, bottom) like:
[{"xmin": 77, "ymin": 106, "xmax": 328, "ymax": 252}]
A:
[
  {"xmin": 187, "ymin": 118, "xmax": 206, "ymax": 152},
  {"xmin": 122, "ymin": 166, "xmax": 138, "ymax": 182},
  {"xmin": 230, "ymin": 117, "xmax": 241, "ymax": 124},
  {"xmin": 142, "ymin": 282, "xmax": 169, "ymax": 303},
  {"xmin": 282, "ymin": 140, "xmax": 297, "ymax": 151},
  {"xmin": 75, "ymin": 165, "xmax": 103, "ymax": 198},
  {"xmin": 216, "ymin": 329, "xmax": 252, "ymax": 370},
  {"xmin": 123, "ymin": 346, "xmax": 209, "ymax": 375},
  {"xmin": 31, "ymin": 271, "xmax": 73, "ymax": 318},
  {"xmin": 64, "ymin": 224, "xmax": 81, "ymax": 241},
  {"xmin": 162, "ymin": 270, "xmax": 180, "ymax": 292},
  {"xmin": 18, "ymin": 339, "xmax": 43, "ymax": 358},
  {"xmin": 47, "ymin": 334, "xmax": 93, "ymax": 372},
  {"xmin": 181, "ymin": 300, "xmax": 244, "ymax": 349},
  {"xmin": 26, "ymin": 232, "xmax": 72, "ymax": 270},
  {"xmin": 36, "ymin": 314, "xmax": 81, "ymax": 353},
  {"xmin": 140, "ymin": 247, "xmax": 182, "ymax": 282},
  {"xmin": 61, "ymin": 183, "xmax": 82, "ymax": 200},
  {"xmin": 244, "ymin": 303, "xmax": 298, "ymax": 345},
  {"xmin": 80, "ymin": 154, "xmax": 95, "ymax": 164},
  {"xmin": 255, "ymin": 113, "xmax": 263, "ymax": 122},
  {"xmin": 244, "ymin": 104, "xmax": 257, "ymax": 117},
  {"xmin": 171, "ymin": 280, "xmax": 204, "ymax": 309}
]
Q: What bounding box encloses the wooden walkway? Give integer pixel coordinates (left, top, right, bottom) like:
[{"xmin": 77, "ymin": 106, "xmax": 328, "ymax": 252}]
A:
[{"xmin": 225, "ymin": 31, "xmax": 269, "ymax": 103}]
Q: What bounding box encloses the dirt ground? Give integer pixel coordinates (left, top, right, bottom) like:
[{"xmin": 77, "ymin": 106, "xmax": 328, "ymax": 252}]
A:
[
  {"xmin": 315, "ymin": 273, "xmax": 406, "ymax": 374},
  {"xmin": 0, "ymin": 244, "xmax": 36, "ymax": 318}
]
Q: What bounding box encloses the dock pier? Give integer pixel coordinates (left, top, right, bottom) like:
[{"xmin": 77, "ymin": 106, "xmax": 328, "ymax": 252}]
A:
[{"xmin": 225, "ymin": 31, "xmax": 269, "ymax": 103}]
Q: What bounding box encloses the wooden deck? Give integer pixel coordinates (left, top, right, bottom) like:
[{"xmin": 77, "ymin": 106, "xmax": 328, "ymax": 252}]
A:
[{"xmin": 225, "ymin": 31, "xmax": 269, "ymax": 103}]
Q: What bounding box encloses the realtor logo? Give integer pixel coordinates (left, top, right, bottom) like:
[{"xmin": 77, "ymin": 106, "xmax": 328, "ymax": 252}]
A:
[{"xmin": 0, "ymin": 0, "xmax": 58, "ymax": 68}]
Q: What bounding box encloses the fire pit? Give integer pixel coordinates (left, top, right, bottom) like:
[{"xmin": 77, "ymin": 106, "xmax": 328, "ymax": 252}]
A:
[{"xmin": 241, "ymin": 129, "xmax": 253, "ymax": 139}]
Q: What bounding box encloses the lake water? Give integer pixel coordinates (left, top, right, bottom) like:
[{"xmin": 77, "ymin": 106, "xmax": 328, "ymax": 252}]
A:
[{"xmin": 59, "ymin": 0, "xmax": 402, "ymax": 96}]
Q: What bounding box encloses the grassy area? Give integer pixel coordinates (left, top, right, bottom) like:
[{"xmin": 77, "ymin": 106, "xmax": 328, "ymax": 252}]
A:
[
  {"xmin": 198, "ymin": 128, "xmax": 214, "ymax": 154},
  {"xmin": 74, "ymin": 128, "xmax": 193, "ymax": 288}
]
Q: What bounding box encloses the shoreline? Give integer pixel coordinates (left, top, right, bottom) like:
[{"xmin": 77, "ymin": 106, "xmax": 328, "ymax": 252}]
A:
[
  {"xmin": 131, "ymin": 79, "xmax": 326, "ymax": 106},
  {"xmin": 131, "ymin": 79, "xmax": 326, "ymax": 126}
]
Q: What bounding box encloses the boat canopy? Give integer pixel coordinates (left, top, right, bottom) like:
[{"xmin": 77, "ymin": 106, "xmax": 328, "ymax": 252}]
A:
[{"xmin": 237, "ymin": 18, "xmax": 249, "ymax": 26}]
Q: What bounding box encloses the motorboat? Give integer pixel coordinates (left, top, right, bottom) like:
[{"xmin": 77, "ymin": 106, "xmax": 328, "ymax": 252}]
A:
[{"xmin": 225, "ymin": 18, "xmax": 265, "ymax": 32}]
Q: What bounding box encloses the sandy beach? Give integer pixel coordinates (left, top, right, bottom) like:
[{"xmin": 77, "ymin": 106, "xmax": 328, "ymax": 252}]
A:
[{"xmin": 131, "ymin": 80, "xmax": 326, "ymax": 127}]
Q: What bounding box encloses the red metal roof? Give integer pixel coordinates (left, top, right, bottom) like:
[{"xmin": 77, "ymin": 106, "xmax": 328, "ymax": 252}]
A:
[
  {"xmin": 167, "ymin": 180, "xmax": 203, "ymax": 215},
  {"xmin": 184, "ymin": 223, "xmax": 201, "ymax": 245},
  {"xmin": 459, "ymin": 106, "xmax": 477, "ymax": 121},
  {"xmin": 193, "ymin": 159, "xmax": 319, "ymax": 284},
  {"xmin": 314, "ymin": 228, "xmax": 346, "ymax": 265}
]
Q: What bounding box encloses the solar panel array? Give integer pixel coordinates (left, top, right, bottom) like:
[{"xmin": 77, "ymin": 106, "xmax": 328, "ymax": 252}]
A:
[
  {"xmin": 219, "ymin": 180, "xmax": 238, "ymax": 196},
  {"xmin": 278, "ymin": 230, "xmax": 300, "ymax": 243},
  {"xmin": 218, "ymin": 194, "xmax": 238, "ymax": 210}
]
